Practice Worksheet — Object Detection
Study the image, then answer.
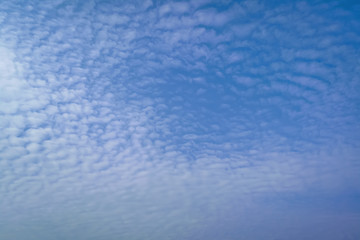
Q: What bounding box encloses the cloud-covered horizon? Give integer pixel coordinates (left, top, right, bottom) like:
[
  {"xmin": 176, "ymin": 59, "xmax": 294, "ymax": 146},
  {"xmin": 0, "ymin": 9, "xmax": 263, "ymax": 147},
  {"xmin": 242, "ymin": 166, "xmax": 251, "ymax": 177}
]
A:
[{"xmin": 1, "ymin": 0, "xmax": 359, "ymax": 239}]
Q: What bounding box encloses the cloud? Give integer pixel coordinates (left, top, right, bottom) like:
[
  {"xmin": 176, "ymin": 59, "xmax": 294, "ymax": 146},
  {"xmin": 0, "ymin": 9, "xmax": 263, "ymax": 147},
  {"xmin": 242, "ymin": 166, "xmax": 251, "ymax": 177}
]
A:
[{"xmin": 0, "ymin": 0, "xmax": 359, "ymax": 240}]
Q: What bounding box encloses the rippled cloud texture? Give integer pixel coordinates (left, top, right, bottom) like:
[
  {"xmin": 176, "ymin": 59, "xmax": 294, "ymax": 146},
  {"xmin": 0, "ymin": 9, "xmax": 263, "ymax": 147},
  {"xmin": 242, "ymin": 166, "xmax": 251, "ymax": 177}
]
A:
[{"xmin": 1, "ymin": 0, "xmax": 360, "ymax": 239}]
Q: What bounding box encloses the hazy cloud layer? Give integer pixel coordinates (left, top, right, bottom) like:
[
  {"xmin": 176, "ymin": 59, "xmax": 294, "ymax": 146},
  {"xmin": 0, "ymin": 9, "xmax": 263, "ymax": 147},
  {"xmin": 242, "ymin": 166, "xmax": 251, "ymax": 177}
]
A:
[{"xmin": 0, "ymin": 0, "xmax": 359, "ymax": 239}]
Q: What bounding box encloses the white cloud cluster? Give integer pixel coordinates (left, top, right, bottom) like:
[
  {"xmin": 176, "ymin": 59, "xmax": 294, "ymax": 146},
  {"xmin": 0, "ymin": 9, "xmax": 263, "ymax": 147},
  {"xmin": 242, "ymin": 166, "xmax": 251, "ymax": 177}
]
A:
[{"xmin": 0, "ymin": 0, "xmax": 359, "ymax": 239}]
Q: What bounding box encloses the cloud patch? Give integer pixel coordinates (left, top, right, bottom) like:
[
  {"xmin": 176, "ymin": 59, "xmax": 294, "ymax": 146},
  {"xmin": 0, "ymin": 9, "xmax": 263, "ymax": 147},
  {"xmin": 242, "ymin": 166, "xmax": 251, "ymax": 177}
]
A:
[{"xmin": 0, "ymin": 0, "xmax": 360, "ymax": 240}]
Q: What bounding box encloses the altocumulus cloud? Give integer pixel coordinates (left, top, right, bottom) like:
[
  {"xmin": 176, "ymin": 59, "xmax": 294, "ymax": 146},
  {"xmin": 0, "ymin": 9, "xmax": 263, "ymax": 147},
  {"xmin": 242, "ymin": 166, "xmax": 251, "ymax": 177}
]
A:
[{"xmin": 0, "ymin": 0, "xmax": 360, "ymax": 239}]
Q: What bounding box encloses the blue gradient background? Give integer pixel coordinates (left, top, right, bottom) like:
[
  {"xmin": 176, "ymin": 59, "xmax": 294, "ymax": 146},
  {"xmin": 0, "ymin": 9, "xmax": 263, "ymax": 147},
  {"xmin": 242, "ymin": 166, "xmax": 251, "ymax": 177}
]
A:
[{"xmin": 0, "ymin": 0, "xmax": 359, "ymax": 239}]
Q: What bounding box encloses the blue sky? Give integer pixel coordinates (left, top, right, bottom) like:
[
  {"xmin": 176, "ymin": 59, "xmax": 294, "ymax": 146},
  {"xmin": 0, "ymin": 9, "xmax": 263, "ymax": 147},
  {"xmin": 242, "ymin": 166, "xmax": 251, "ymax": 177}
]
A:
[{"xmin": 0, "ymin": 0, "xmax": 360, "ymax": 239}]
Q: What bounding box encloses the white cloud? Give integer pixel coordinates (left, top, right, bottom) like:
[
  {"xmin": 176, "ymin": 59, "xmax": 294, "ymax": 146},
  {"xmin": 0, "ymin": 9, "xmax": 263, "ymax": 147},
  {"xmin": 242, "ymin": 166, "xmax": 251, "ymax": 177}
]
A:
[{"xmin": 0, "ymin": 0, "xmax": 359, "ymax": 240}]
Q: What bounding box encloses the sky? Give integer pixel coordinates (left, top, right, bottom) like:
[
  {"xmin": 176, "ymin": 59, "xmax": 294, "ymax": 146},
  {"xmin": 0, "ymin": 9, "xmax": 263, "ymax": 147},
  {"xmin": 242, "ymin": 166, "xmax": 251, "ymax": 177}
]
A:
[{"xmin": 0, "ymin": 0, "xmax": 360, "ymax": 239}]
